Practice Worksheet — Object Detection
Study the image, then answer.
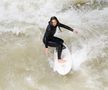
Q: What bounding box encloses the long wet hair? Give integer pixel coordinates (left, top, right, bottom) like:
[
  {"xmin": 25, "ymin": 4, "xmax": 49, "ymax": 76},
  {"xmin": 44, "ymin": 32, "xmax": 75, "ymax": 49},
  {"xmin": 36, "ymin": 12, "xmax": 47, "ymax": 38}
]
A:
[
  {"xmin": 49, "ymin": 16, "xmax": 60, "ymax": 26},
  {"xmin": 49, "ymin": 16, "xmax": 62, "ymax": 31}
]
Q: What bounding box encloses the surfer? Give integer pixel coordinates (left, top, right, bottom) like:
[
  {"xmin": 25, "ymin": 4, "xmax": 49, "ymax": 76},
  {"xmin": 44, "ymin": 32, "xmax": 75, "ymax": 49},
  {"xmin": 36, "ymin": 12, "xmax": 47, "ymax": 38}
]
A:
[{"xmin": 43, "ymin": 16, "xmax": 78, "ymax": 63}]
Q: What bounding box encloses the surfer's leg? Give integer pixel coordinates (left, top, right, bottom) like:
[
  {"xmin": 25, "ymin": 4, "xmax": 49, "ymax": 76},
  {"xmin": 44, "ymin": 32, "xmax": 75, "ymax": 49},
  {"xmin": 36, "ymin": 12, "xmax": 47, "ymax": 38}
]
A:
[
  {"xmin": 47, "ymin": 38, "xmax": 65, "ymax": 63},
  {"xmin": 53, "ymin": 37, "xmax": 66, "ymax": 50},
  {"xmin": 56, "ymin": 44, "xmax": 66, "ymax": 63},
  {"xmin": 53, "ymin": 37, "xmax": 64, "ymax": 43},
  {"xmin": 57, "ymin": 46, "xmax": 66, "ymax": 63},
  {"xmin": 56, "ymin": 44, "xmax": 62, "ymax": 59}
]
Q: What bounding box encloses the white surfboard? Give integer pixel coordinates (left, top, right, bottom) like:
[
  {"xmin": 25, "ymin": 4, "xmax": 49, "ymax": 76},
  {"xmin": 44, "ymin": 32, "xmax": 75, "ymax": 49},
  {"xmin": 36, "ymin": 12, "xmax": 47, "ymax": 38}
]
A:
[{"xmin": 53, "ymin": 44, "xmax": 72, "ymax": 75}]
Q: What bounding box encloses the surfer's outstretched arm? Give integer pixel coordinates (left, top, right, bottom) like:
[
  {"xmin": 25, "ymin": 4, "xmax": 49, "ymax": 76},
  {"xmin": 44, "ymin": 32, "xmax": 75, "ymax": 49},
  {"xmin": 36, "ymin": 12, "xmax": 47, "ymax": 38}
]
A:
[{"xmin": 59, "ymin": 23, "xmax": 74, "ymax": 32}]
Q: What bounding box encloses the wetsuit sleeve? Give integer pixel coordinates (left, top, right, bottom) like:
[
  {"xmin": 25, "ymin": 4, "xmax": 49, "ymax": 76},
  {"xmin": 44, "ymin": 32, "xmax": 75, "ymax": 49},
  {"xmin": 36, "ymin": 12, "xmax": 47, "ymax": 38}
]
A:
[
  {"xmin": 44, "ymin": 36, "xmax": 48, "ymax": 48},
  {"xmin": 43, "ymin": 26, "xmax": 50, "ymax": 48},
  {"xmin": 59, "ymin": 23, "xmax": 74, "ymax": 32}
]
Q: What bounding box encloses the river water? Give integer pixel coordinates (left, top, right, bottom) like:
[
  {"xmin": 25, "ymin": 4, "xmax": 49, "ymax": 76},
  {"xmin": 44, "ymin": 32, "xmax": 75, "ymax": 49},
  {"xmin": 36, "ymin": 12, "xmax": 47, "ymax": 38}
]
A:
[{"xmin": 0, "ymin": 0, "xmax": 108, "ymax": 90}]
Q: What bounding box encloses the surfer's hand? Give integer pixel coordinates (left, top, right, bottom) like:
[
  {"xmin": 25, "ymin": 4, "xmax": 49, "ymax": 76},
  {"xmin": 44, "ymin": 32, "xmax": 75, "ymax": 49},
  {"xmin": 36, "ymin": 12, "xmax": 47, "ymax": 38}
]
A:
[
  {"xmin": 73, "ymin": 28, "xmax": 78, "ymax": 34},
  {"xmin": 74, "ymin": 30, "xmax": 78, "ymax": 34},
  {"xmin": 44, "ymin": 48, "xmax": 48, "ymax": 56}
]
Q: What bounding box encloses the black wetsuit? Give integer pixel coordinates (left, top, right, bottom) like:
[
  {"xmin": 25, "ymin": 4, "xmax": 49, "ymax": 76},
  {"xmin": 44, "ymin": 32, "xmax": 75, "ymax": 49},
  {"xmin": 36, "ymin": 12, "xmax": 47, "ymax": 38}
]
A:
[{"xmin": 43, "ymin": 22, "xmax": 74, "ymax": 59}]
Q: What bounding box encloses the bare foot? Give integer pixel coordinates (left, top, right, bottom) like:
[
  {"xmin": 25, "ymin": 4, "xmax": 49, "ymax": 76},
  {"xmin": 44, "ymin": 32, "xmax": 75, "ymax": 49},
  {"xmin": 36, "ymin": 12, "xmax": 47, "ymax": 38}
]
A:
[{"xmin": 58, "ymin": 59, "xmax": 66, "ymax": 63}]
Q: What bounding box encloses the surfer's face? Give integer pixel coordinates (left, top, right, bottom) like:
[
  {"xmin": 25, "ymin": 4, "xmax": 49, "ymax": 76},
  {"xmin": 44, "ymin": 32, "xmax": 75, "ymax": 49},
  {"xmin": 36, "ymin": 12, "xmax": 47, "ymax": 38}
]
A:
[{"xmin": 51, "ymin": 19, "xmax": 57, "ymax": 27}]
